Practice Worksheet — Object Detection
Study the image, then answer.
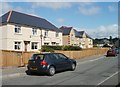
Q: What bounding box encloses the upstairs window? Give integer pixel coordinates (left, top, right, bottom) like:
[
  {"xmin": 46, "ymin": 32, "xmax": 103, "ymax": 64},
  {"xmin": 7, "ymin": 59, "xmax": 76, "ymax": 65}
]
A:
[
  {"xmin": 56, "ymin": 32, "xmax": 59, "ymax": 37},
  {"xmin": 44, "ymin": 30, "xmax": 48, "ymax": 37},
  {"xmin": 15, "ymin": 25, "xmax": 21, "ymax": 33},
  {"xmin": 32, "ymin": 28, "xmax": 37, "ymax": 35},
  {"xmin": 14, "ymin": 42, "xmax": 21, "ymax": 50}
]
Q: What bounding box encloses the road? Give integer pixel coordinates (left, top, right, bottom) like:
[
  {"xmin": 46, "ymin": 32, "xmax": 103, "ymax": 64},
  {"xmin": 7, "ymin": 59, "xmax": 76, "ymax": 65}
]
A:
[{"xmin": 2, "ymin": 55, "xmax": 120, "ymax": 86}]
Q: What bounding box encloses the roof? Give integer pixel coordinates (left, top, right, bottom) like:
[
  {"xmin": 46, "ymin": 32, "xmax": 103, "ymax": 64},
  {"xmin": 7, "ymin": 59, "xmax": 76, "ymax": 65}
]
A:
[
  {"xmin": 59, "ymin": 26, "xmax": 73, "ymax": 35},
  {"xmin": 78, "ymin": 31, "xmax": 93, "ymax": 39},
  {"xmin": 0, "ymin": 10, "xmax": 62, "ymax": 32},
  {"xmin": 78, "ymin": 31, "xmax": 85, "ymax": 38},
  {"xmin": 74, "ymin": 29, "xmax": 80, "ymax": 37},
  {"xmin": 60, "ymin": 26, "xmax": 92, "ymax": 39}
]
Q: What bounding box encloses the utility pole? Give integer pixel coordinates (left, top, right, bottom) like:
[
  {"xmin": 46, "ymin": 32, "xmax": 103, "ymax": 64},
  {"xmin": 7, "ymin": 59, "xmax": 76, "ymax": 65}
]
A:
[{"xmin": 40, "ymin": 28, "xmax": 42, "ymax": 49}]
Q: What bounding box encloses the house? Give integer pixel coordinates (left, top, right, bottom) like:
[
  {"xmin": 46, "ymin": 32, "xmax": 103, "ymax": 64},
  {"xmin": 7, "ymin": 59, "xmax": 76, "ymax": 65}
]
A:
[
  {"xmin": 78, "ymin": 31, "xmax": 93, "ymax": 48},
  {"xmin": 0, "ymin": 10, "xmax": 62, "ymax": 52},
  {"xmin": 59, "ymin": 26, "xmax": 93, "ymax": 48},
  {"xmin": 94, "ymin": 38, "xmax": 111, "ymax": 47},
  {"xmin": 59, "ymin": 26, "xmax": 80, "ymax": 46}
]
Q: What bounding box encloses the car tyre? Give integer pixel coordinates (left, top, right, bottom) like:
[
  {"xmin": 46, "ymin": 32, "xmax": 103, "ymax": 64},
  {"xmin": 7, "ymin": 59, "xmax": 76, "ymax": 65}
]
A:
[
  {"xmin": 71, "ymin": 63, "xmax": 76, "ymax": 71},
  {"xmin": 48, "ymin": 66, "xmax": 55, "ymax": 76},
  {"xmin": 27, "ymin": 69, "xmax": 33, "ymax": 75}
]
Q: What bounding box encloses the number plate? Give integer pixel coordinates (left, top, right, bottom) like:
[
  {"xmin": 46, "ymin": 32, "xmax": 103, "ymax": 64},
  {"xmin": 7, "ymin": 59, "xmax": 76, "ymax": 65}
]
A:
[{"xmin": 30, "ymin": 67, "xmax": 37, "ymax": 70}]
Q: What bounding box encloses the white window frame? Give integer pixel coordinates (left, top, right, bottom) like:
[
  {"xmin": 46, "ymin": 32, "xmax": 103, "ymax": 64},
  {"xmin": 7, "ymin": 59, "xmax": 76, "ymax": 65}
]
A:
[
  {"xmin": 14, "ymin": 25, "xmax": 21, "ymax": 34},
  {"xmin": 56, "ymin": 32, "xmax": 59, "ymax": 37},
  {"xmin": 14, "ymin": 41, "xmax": 21, "ymax": 50},
  {"xmin": 31, "ymin": 42, "xmax": 38, "ymax": 50},
  {"xmin": 44, "ymin": 30, "xmax": 48, "ymax": 37},
  {"xmin": 32, "ymin": 28, "xmax": 37, "ymax": 35}
]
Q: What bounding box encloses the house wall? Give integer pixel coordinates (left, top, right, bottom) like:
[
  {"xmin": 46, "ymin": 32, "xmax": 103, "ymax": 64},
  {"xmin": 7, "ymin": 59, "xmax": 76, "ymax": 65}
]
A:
[
  {"xmin": 69, "ymin": 29, "xmax": 80, "ymax": 46},
  {"xmin": 62, "ymin": 35, "xmax": 69, "ymax": 45},
  {"xmin": 0, "ymin": 23, "xmax": 62, "ymax": 52},
  {"xmin": 79, "ymin": 33, "xmax": 93, "ymax": 49},
  {"xmin": 42, "ymin": 30, "xmax": 62, "ymax": 46},
  {"xmin": 69, "ymin": 29, "xmax": 75, "ymax": 45},
  {"xmin": 0, "ymin": 25, "xmax": 7, "ymax": 50}
]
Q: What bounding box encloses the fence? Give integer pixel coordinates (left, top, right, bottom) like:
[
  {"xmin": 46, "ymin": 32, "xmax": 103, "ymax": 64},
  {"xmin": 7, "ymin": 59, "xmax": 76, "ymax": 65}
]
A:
[
  {"xmin": 0, "ymin": 48, "xmax": 108, "ymax": 67},
  {"xmin": 55, "ymin": 48, "xmax": 108, "ymax": 59}
]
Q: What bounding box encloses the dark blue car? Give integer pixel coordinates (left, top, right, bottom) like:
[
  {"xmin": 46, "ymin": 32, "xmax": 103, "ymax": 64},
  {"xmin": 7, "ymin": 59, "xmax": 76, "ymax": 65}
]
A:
[{"xmin": 27, "ymin": 53, "xmax": 76, "ymax": 76}]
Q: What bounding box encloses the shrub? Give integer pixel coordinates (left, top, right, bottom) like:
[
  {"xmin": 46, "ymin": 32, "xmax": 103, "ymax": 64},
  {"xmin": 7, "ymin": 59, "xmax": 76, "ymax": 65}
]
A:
[
  {"xmin": 40, "ymin": 45, "xmax": 82, "ymax": 52},
  {"xmin": 42, "ymin": 46, "xmax": 62, "ymax": 50},
  {"xmin": 40, "ymin": 46, "xmax": 54, "ymax": 52},
  {"xmin": 63, "ymin": 45, "xmax": 82, "ymax": 51}
]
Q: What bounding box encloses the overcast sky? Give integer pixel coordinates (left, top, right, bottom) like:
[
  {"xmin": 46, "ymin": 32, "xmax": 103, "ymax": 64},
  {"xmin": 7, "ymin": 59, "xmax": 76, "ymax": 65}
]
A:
[{"xmin": 0, "ymin": 0, "xmax": 119, "ymax": 39}]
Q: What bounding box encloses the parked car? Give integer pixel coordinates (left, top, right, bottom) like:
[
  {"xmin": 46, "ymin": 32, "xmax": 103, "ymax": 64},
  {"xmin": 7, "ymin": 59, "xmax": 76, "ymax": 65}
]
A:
[
  {"xmin": 115, "ymin": 48, "xmax": 119, "ymax": 54},
  {"xmin": 27, "ymin": 53, "xmax": 76, "ymax": 76},
  {"xmin": 106, "ymin": 49, "xmax": 117, "ymax": 57}
]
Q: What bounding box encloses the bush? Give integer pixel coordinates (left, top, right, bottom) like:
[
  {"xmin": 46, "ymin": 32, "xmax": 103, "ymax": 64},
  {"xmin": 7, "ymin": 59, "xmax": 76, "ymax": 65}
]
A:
[
  {"xmin": 63, "ymin": 46, "xmax": 82, "ymax": 51},
  {"xmin": 40, "ymin": 45, "xmax": 82, "ymax": 52},
  {"xmin": 40, "ymin": 46, "xmax": 54, "ymax": 52},
  {"xmin": 42, "ymin": 46, "xmax": 62, "ymax": 50}
]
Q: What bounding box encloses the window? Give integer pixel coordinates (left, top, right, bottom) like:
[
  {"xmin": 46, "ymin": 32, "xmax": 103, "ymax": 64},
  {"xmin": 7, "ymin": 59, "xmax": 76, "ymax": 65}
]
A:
[
  {"xmin": 32, "ymin": 28, "xmax": 37, "ymax": 35},
  {"xmin": 14, "ymin": 42, "xmax": 21, "ymax": 50},
  {"xmin": 15, "ymin": 25, "xmax": 21, "ymax": 33},
  {"xmin": 44, "ymin": 30, "xmax": 48, "ymax": 37},
  {"xmin": 44, "ymin": 43, "xmax": 49, "ymax": 45},
  {"xmin": 51, "ymin": 42, "xmax": 56, "ymax": 46},
  {"xmin": 31, "ymin": 42, "xmax": 38, "ymax": 50},
  {"xmin": 56, "ymin": 32, "xmax": 59, "ymax": 37},
  {"xmin": 71, "ymin": 34, "xmax": 74, "ymax": 41},
  {"xmin": 30, "ymin": 54, "xmax": 44, "ymax": 60},
  {"xmin": 58, "ymin": 53, "xmax": 68, "ymax": 60}
]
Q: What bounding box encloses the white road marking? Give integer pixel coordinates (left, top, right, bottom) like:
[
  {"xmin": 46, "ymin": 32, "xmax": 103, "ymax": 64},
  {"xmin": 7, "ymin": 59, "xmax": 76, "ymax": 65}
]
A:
[
  {"xmin": 77, "ymin": 56, "xmax": 105, "ymax": 65},
  {"xmin": 97, "ymin": 71, "xmax": 119, "ymax": 86}
]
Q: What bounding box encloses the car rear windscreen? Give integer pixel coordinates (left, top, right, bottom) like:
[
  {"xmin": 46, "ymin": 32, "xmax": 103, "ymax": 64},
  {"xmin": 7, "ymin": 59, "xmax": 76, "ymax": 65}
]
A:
[{"xmin": 30, "ymin": 54, "xmax": 44, "ymax": 60}]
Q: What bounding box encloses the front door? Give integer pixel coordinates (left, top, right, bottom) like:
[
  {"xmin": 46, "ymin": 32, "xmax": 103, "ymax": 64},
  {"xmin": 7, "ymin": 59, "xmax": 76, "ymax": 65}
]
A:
[{"xmin": 24, "ymin": 41, "xmax": 30, "ymax": 52}]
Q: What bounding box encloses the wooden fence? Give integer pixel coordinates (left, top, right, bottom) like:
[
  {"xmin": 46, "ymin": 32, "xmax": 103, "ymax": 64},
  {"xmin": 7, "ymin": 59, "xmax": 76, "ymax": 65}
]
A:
[
  {"xmin": 0, "ymin": 48, "xmax": 108, "ymax": 67},
  {"xmin": 55, "ymin": 48, "xmax": 108, "ymax": 59}
]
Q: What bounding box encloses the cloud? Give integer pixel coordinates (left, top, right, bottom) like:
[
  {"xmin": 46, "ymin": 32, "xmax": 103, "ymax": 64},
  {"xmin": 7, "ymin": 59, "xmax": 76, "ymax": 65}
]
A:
[
  {"xmin": 108, "ymin": 5, "xmax": 117, "ymax": 12},
  {"xmin": 0, "ymin": 2, "xmax": 38, "ymax": 17},
  {"xmin": 57, "ymin": 18, "xmax": 65, "ymax": 23},
  {"xmin": 79, "ymin": 24, "xmax": 118, "ymax": 39},
  {"xmin": 31, "ymin": 2, "xmax": 72, "ymax": 10},
  {"xmin": 78, "ymin": 3, "xmax": 100, "ymax": 15},
  {"xmin": 79, "ymin": 6, "xmax": 100, "ymax": 15},
  {"xmin": 0, "ymin": 2, "xmax": 13, "ymax": 15}
]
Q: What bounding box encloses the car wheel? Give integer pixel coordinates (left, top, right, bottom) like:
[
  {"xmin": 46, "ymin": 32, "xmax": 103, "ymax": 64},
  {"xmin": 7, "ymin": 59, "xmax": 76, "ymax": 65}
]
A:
[
  {"xmin": 27, "ymin": 69, "xmax": 33, "ymax": 75},
  {"xmin": 71, "ymin": 63, "xmax": 76, "ymax": 71},
  {"xmin": 48, "ymin": 66, "xmax": 55, "ymax": 76}
]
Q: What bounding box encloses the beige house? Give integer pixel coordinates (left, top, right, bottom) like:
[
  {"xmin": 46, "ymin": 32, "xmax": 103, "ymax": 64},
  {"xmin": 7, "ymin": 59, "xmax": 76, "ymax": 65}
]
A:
[
  {"xmin": 79, "ymin": 31, "xmax": 93, "ymax": 48},
  {"xmin": 0, "ymin": 10, "xmax": 62, "ymax": 52},
  {"xmin": 60, "ymin": 26, "xmax": 93, "ymax": 48},
  {"xmin": 59, "ymin": 26, "xmax": 80, "ymax": 46}
]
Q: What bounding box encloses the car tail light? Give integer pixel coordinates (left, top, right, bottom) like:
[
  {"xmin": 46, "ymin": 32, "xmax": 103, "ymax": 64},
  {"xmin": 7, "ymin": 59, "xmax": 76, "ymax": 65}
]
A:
[{"xmin": 40, "ymin": 61, "xmax": 48, "ymax": 66}]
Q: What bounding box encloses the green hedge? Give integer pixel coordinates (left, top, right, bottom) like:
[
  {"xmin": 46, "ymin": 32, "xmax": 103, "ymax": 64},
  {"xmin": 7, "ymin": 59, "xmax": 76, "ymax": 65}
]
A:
[
  {"xmin": 40, "ymin": 45, "xmax": 82, "ymax": 52},
  {"xmin": 63, "ymin": 46, "xmax": 82, "ymax": 51},
  {"xmin": 40, "ymin": 46, "xmax": 54, "ymax": 52},
  {"xmin": 42, "ymin": 46, "xmax": 62, "ymax": 50}
]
